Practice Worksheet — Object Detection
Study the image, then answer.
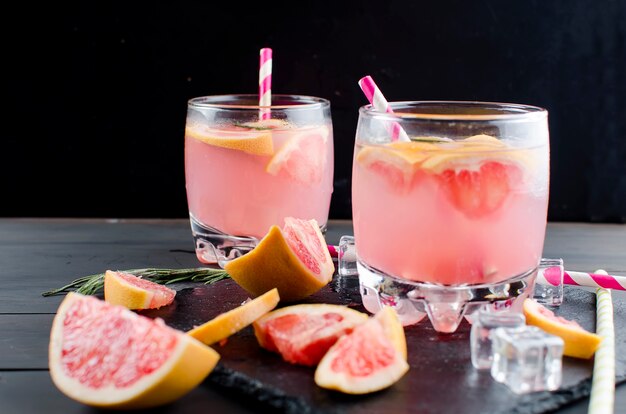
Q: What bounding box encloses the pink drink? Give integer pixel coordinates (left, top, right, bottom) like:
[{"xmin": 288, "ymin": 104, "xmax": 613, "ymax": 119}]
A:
[
  {"xmin": 185, "ymin": 122, "xmax": 333, "ymax": 239},
  {"xmin": 352, "ymin": 137, "xmax": 549, "ymax": 285}
]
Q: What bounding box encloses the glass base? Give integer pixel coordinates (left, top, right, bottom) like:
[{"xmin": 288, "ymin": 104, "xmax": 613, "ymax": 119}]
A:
[
  {"xmin": 189, "ymin": 215, "xmax": 258, "ymax": 268},
  {"xmin": 357, "ymin": 260, "xmax": 537, "ymax": 333}
]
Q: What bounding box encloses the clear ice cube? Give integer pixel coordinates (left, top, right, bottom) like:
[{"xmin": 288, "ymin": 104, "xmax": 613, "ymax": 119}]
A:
[
  {"xmin": 470, "ymin": 309, "xmax": 526, "ymax": 370},
  {"xmin": 533, "ymin": 258, "xmax": 564, "ymax": 307},
  {"xmin": 491, "ymin": 326, "xmax": 564, "ymax": 394}
]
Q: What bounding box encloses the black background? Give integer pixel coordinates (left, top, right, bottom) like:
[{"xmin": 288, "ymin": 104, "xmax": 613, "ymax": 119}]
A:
[{"xmin": 4, "ymin": 1, "xmax": 625, "ymax": 222}]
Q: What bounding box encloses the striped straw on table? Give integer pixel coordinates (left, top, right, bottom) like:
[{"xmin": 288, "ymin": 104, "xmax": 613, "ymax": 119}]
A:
[
  {"xmin": 358, "ymin": 75, "xmax": 411, "ymax": 142},
  {"xmin": 588, "ymin": 269, "xmax": 615, "ymax": 414},
  {"xmin": 259, "ymin": 47, "xmax": 273, "ymax": 120}
]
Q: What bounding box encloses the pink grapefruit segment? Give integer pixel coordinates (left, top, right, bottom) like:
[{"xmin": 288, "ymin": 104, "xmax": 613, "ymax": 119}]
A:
[
  {"xmin": 523, "ymin": 299, "xmax": 602, "ymax": 359},
  {"xmin": 49, "ymin": 293, "xmax": 219, "ymax": 409},
  {"xmin": 266, "ymin": 126, "xmax": 329, "ymax": 185},
  {"xmin": 253, "ymin": 304, "xmax": 368, "ymax": 366},
  {"xmin": 314, "ymin": 306, "xmax": 409, "ymax": 394},
  {"xmin": 224, "ymin": 218, "xmax": 334, "ymax": 302},
  {"xmin": 104, "ymin": 270, "xmax": 176, "ymax": 310}
]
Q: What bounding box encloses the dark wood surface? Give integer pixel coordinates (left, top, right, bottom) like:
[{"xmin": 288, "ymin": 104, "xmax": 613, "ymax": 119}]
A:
[{"xmin": 1, "ymin": 219, "xmax": 624, "ymax": 413}]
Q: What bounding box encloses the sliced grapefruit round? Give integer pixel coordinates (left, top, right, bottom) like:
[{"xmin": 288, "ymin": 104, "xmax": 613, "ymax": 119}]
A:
[
  {"xmin": 265, "ymin": 126, "xmax": 329, "ymax": 184},
  {"xmin": 188, "ymin": 288, "xmax": 280, "ymax": 345},
  {"xmin": 104, "ymin": 270, "xmax": 176, "ymax": 310},
  {"xmin": 185, "ymin": 124, "xmax": 274, "ymax": 155},
  {"xmin": 253, "ymin": 304, "xmax": 368, "ymax": 366},
  {"xmin": 224, "ymin": 217, "xmax": 334, "ymax": 302},
  {"xmin": 356, "ymin": 141, "xmax": 438, "ymax": 189},
  {"xmin": 523, "ymin": 298, "xmax": 602, "ymax": 359},
  {"xmin": 314, "ymin": 306, "xmax": 409, "ymax": 394},
  {"xmin": 49, "ymin": 293, "xmax": 219, "ymax": 409}
]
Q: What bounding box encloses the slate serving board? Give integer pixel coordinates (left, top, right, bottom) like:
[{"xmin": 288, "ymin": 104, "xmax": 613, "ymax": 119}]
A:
[{"xmin": 140, "ymin": 277, "xmax": 626, "ymax": 414}]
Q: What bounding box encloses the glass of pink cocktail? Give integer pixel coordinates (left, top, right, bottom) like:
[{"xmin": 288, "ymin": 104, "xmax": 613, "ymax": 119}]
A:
[
  {"xmin": 348, "ymin": 101, "xmax": 549, "ymax": 332},
  {"xmin": 185, "ymin": 95, "xmax": 333, "ymax": 265}
]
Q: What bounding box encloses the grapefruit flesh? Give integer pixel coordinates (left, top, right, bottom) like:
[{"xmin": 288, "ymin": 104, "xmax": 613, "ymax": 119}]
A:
[
  {"xmin": 104, "ymin": 270, "xmax": 176, "ymax": 310},
  {"xmin": 49, "ymin": 293, "xmax": 219, "ymax": 409},
  {"xmin": 253, "ymin": 304, "xmax": 368, "ymax": 366},
  {"xmin": 523, "ymin": 298, "xmax": 602, "ymax": 359},
  {"xmin": 266, "ymin": 126, "xmax": 329, "ymax": 184},
  {"xmin": 188, "ymin": 288, "xmax": 280, "ymax": 346},
  {"xmin": 437, "ymin": 161, "xmax": 522, "ymax": 218},
  {"xmin": 224, "ymin": 217, "xmax": 334, "ymax": 302},
  {"xmin": 314, "ymin": 307, "xmax": 409, "ymax": 394}
]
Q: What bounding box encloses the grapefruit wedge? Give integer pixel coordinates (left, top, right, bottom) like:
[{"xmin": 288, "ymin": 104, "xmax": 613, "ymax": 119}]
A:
[
  {"xmin": 49, "ymin": 293, "xmax": 219, "ymax": 409},
  {"xmin": 224, "ymin": 217, "xmax": 334, "ymax": 302},
  {"xmin": 314, "ymin": 306, "xmax": 409, "ymax": 394},
  {"xmin": 188, "ymin": 288, "xmax": 280, "ymax": 346},
  {"xmin": 104, "ymin": 270, "xmax": 176, "ymax": 310},
  {"xmin": 253, "ymin": 304, "xmax": 368, "ymax": 366},
  {"xmin": 523, "ymin": 298, "xmax": 602, "ymax": 359}
]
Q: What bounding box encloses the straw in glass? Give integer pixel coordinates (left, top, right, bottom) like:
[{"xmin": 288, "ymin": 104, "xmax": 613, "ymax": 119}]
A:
[
  {"xmin": 358, "ymin": 75, "xmax": 410, "ymax": 142},
  {"xmin": 259, "ymin": 47, "xmax": 273, "ymax": 120}
]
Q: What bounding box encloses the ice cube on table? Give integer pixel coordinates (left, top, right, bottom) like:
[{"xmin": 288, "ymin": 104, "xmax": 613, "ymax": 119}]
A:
[
  {"xmin": 491, "ymin": 326, "xmax": 564, "ymax": 394},
  {"xmin": 470, "ymin": 309, "xmax": 526, "ymax": 370},
  {"xmin": 533, "ymin": 258, "xmax": 564, "ymax": 307}
]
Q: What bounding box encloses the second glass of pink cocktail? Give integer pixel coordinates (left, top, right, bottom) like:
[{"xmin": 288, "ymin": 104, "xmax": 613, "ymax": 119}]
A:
[
  {"xmin": 185, "ymin": 95, "xmax": 333, "ymax": 265},
  {"xmin": 348, "ymin": 101, "xmax": 549, "ymax": 332}
]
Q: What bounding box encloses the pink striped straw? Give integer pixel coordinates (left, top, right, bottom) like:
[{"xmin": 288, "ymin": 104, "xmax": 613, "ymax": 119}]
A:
[
  {"xmin": 358, "ymin": 75, "xmax": 410, "ymax": 142},
  {"xmin": 259, "ymin": 48, "xmax": 273, "ymax": 120},
  {"xmin": 542, "ymin": 267, "xmax": 626, "ymax": 291}
]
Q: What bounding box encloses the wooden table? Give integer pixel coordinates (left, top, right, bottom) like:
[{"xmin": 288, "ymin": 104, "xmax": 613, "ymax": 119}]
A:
[{"xmin": 1, "ymin": 219, "xmax": 624, "ymax": 413}]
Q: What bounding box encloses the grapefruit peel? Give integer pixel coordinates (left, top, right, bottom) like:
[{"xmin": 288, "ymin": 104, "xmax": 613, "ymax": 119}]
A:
[
  {"xmin": 185, "ymin": 124, "xmax": 274, "ymax": 156},
  {"xmin": 104, "ymin": 270, "xmax": 176, "ymax": 310},
  {"xmin": 523, "ymin": 298, "xmax": 602, "ymax": 359},
  {"xmin": 49, "ymin": 293, "xmax": 219, "ymax": 409},
  {"xmin": 188, "ymin": 288, "xmax": 280, "ymax": 346}
]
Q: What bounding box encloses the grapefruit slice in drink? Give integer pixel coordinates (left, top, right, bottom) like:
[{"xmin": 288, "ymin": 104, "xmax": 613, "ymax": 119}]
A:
[
  {"xmin": 523, "ymin": 298, "xmax": 602, "ymax": 359},
  {"xmin": 253, "ymin": 304, "xmax": 368, "ymax": 366},
  {"xmin": 356, "ymin": 141, "xmax": 438, "ymax": 189},
  {"xmin": 266, "ymin": 126, "xmax": 329, "ymax": 185},
  {"xmin": 420, "ymin": 135, "xmax": 531, "ymax": 218},
  {"xmin": 314, "ymin": 306, "xmax": 409, "ymax": 394},
  {"xmin": 49, "ymin": 293, "xmax": 219, "ymax": 409},
  {"xmin": 188, "ymin": 288, "xmax": 280, "ymax": 346},
  {"xmin": 185, "ymin": 124, "xmax": 274, "ymax": 156},
  {"xmin": 104, "ymin": 270, "xmax": 176, "ymax": 310},
  {"xmin": 224, "ymin": 217, "xmax": 334, "ymax": 302}
]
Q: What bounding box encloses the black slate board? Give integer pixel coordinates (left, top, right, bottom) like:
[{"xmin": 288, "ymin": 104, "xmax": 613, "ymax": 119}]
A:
[{"xmin": 140, "ymin": 278, "xmax": 626, "ymax": 414}]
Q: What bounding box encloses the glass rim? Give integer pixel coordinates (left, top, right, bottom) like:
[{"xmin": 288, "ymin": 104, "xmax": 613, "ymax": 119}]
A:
[
  {"xmin": 188, "ymin": 94, "xmax": 330, "ymax": 110},
  {"xmin": 359, "ymin": 100, "xmax": 548, "ymax": 122}
]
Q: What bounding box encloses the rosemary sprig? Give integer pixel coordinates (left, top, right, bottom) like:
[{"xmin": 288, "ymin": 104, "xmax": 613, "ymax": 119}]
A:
[
  {"xmin": 232, "ymin": 121, "xmax": 273, "ymax": 131},
  {"xmin": 41, "ymin": 268, "xmax": 230, "ymax": 297}
]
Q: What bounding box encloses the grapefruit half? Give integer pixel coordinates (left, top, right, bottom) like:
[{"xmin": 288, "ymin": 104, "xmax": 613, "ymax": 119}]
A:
[
  {"xmin": 224, "ymin": 217, "xmax": 334, "ymax": 302},
  {"xmin": 104, "ymin": 270, "xmax": 176, "ymax": 310},
  {"xmin": 49, "ymin": 293, "xmax": 219, "ymax": 409},
  {"xmin": 523, "ymin": 298, "xmax": 602, "ymax": 359},
  {"xmin": 188, "ymin": 288, "xmax": 280, "ymax": 345},
  {"xmin": 253, "ymin": 304, "xmax": 368, "ymax": 366},
  {"xmin": 314, "ymin": 306, "xmax": 409, "ymax": 394}
]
